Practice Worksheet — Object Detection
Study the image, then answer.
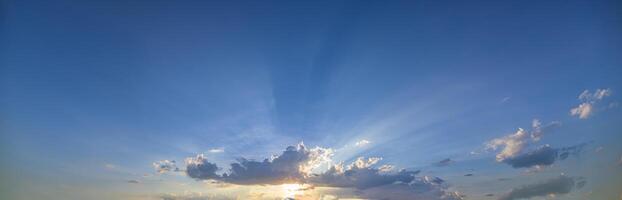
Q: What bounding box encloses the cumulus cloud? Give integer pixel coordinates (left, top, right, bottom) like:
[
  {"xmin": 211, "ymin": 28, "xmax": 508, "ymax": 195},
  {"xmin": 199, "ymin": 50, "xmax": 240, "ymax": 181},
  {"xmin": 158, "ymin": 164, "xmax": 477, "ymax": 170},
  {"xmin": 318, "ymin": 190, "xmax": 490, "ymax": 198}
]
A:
[
  {"xmin": 308, "ymin": 157, "xmax": 461, "ymax": 199},
  {"xmin": 486, "ymin": 119, "xmax": 560, "ymax": 162},
  {"xmin": 185, "ymin": 154, "xmax": 220, "ymax": 180},
  {"xmin": 169, "ymin": 143, "xmax": 462, "ymax": 200},
  {"xmin": 498, "ymin": 175, "xmax": 584, "ymax": 200},
  {"xmin": 185, "ymin": 143, "xmax": 333, "ymax": 185},
  {"xmin": 153, "ymin": 160, "xmax": 179, "ymax": 174},
  {"xmin": 570, "ymin": 88, "xmax": 612, "ymax": 119}
]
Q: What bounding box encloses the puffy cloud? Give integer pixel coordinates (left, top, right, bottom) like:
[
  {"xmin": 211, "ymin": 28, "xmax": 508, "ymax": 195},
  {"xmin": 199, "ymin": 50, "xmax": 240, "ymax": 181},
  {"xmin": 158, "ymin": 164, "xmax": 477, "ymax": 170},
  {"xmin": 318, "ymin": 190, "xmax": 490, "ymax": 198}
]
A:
[
  {"xmin": 355, "ymin": 139, "xmax": 371, "ymax": 147},
  {"xmin": 571, "ymin": 88, "xmax": 612, "ymax": 119},
  {"xmin": 307, "ymin": 157, "xmax": 462, "ymax": 200},
  {"xmin": 172, "ymin": 143, "xmax": 461, "ymax": 200},
  {"xmin": 184, "ymin": 143, "xmax": 333, "ymax": 185},
  {"xmin": 221, "ymin": 143, "xmax": 333, "ymax": 185},
  {"xmin": 498, "ymin": 175, "xmax": 584, "ymax": 200},
  {"xmin": 308, "ymin": 157, "xmax": 415, "ymax": 189},
  {"xmin": 153, "ymin": 160, "xmax": 179, "ymax": 174},
  {"xmin": 185, "ymin": 154, "xmax": 220, "ymax": 180},
  {"xmin": 486, "ymin": 119, "xmax": 560, "ymax": 162},
  {"xmin": 487, "ymin": 128, "xmax": 529, "ymax": 162}
]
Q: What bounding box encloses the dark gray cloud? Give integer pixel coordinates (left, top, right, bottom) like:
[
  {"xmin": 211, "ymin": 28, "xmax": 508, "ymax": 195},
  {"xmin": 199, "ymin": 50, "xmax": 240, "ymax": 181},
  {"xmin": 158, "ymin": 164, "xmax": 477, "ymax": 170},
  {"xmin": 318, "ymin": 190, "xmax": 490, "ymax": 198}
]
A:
[
  {"xmin": 308, "ymin": 157, "xmax": 419, "ymax": 189},
  {"xmin": 184, "ymin": 143, "xmax": 333, "ymax": 185},
  {"xmin": 498, "ymin": 175, "xmax": 583, "ymax": 200},
  {"xmin": 501, "ymin": 143, "xmax": 586, "ymax": 168},
  {"xmin": 185, "ymin": 154, "xmax": 220, "ymax": 180},
  {"xmin": 502, "ymin": 146, "xmax": 557, "ymax": 168}
]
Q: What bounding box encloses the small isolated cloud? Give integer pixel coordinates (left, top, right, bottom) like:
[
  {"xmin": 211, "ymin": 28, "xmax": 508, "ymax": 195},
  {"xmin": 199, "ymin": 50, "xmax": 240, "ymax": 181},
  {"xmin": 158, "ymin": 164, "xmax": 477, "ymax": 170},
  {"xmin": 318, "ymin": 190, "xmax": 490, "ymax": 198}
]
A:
[
  {"xmin": 355, "ymin": 139, "xmax": 371, "ymax": 147},
  {"xmin": 498, "ymin": 175, "xmax": 584, "ymax": 200},
  {"xmin": 570, "ymin": 88, "xmax": 612, "ymax": 119},
  {"xmin": 153, "ymin": 160, "xmax": 179, "ymax": 174},
  {"xmin": 208, "ymin": 148, "xmax": 225, "ymax": 153},
  {"xmin": 127, "ymin": 179, "xmax": 140, "ymax": 184},
  {"xmin": 185, "ymin": 154, "xmax": 220, "ymax": 180},
  {"xmin": 104, "ymin": 163, "xmax": 117, "ymax": 170},
  {"xmin": 486, "ymin": 119, "xmax": 560, "ymax": 162},
  {"xmin": 434, "ymin": 158, "xmax": 454, "ymax": 167},
  {"xmin": 501, "ymin": 97, "xmax": 511, "ymax": 103}
]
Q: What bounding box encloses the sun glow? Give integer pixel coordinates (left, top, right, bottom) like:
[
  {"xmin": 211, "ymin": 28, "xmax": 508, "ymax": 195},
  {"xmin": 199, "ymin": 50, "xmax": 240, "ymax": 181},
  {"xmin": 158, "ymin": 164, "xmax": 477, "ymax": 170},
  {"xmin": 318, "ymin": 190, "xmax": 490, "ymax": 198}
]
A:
[{"xmin": 282, "ymin": 184, "xmax": 304, "ymax": 199}]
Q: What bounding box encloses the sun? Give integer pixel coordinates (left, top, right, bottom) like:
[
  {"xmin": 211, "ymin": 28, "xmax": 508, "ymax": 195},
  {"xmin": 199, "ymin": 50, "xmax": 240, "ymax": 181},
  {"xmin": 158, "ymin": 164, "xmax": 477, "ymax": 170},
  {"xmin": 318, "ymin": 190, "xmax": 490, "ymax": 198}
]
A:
[{"xmin": 281, "ymin": 184, "xmax": 304, "ymax": 199}]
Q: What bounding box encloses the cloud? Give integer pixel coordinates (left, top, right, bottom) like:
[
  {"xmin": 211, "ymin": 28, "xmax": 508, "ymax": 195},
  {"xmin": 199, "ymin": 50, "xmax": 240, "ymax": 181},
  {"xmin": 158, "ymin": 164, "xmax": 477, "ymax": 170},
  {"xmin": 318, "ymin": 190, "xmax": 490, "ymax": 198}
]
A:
[
  {"xmin": 153, "ymin": 160, "xmax": 179, "ymax": 174},
  {"xmin": 498, "ymin": 175, "xmax": 583, "ymax": 200},
  {"xmin": 570, "ymin": 88, "xmax": 612, "ymax": 119},
  {"xmin": 104, "ymin": 163, "xmax": 117, "ymax": 170},
  {"xmin": 127, "ymin": 179, "xmax": 140, "ymax": 184},
  {"xmin": 185, "ymin": 154, "xmax": 220, "ymax": 180},
  {"xmin": 171, "ymin": 143, "xmax": 462, "ymax": 200},
  {"xmin": 434, "ymin": 158, "xmax": 454, "ymax": 167},
  {"xmin": 486, "ymin": 119, "xmax": 560, "ymax": 162},
  {"xmin": 208, "ymin": 148, "xmax": 225, "ymax": 153},
  {"xmin": 185, "ymin": 142, "xmax": 333, "ymax": 185},
  {"xmin": 355, "ymin": 139, "xmax": 371, "ymax": 147},
  {"xmin": 309, "ymin": 158, "xmax": 462, "ymax": 200},
  {"xmin": 530, "ymin": 119, "xmax": 561, "ymax": 141},
  {"xmin": 501, "ymin": 143, "xmax": 586, "ymax": 169},
  {"xmin": 501, "ymin": 145, "xmax": 557, "ymax": 168}
]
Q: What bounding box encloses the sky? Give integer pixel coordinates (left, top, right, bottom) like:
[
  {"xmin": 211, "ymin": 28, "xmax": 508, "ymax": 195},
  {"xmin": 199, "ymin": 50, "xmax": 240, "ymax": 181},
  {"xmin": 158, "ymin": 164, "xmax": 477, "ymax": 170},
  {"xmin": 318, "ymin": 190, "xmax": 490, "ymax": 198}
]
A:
[{"xmin": 1, "ymin": 0, "xmax": 622, "ymax": 200}]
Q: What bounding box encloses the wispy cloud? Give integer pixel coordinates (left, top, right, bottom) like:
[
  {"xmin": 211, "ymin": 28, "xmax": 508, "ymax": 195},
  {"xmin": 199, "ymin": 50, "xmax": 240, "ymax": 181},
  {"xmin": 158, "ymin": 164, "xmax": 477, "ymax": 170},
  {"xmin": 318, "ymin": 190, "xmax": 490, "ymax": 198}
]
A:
[
  {"xmin": 208, "ymin": 148, "xmax": 225, "ymax": 153},
  {"xmin": 433, "ymin": 158, "xmax": 454, "ymax": 167},
  {"xmin": 570, "ymin": 88, "xmax": 612, "ymax": 119},
  {"xmin": 354, "ymin": 139, "xmax": 371, "ymax": 147},
  {"xmin": 498, "ymin": 175, "xmax": 585, "ymax": 200}
]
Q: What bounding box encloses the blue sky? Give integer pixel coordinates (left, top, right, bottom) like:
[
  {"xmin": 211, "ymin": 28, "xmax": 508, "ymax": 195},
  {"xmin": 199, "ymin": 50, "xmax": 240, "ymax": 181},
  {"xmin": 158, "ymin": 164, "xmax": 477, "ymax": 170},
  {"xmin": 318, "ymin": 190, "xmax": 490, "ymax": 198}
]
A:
[{"xmin": 1, "ymin": 0, "xmax": 622, "ymax": 199}]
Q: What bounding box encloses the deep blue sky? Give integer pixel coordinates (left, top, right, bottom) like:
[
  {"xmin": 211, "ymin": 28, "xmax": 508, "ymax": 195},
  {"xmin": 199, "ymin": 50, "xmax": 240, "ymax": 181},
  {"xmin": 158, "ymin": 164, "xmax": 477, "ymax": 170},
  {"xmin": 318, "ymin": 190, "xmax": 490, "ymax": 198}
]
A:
[{"xmin": 1, "ymin": 0, "xmax": 621, "ymax": 199}]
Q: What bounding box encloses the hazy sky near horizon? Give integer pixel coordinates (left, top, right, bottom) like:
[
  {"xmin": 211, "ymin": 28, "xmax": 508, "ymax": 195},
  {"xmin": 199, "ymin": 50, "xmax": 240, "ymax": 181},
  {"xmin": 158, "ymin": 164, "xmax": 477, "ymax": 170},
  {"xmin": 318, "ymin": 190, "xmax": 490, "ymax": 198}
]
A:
[{"xmin": 1, "ymin": 0, "xmax": 622, "ymax": 200}]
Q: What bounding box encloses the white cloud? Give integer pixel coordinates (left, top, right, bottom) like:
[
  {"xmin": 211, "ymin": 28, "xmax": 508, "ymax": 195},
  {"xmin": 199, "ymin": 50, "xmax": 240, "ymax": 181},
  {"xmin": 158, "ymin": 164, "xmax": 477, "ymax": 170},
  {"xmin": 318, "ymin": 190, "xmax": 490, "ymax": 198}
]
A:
[
  {"xmin": 570, "ymin": 103, "xmax": 593, "ymax": 119},
  {"xmin": 486, "ymin": 119, "xmax": 560, "ymax": 162},
  {"xmin": 487, "ymin": 128, "xmax": 529, "ymax": 162},
  {"xmin": 571, "ymin": 88, "xmax": 612, "ymax": 119},
  {"xmin": 104, "ymin": 163, "xmax": 117, "ymax": 170},
  {"xmin": 355, "ymin": 139, "xmax": 371, "ymax": 147},
  {"xmin": 208, "ymin": 148, "xmax": 224, "ymax": 153}
]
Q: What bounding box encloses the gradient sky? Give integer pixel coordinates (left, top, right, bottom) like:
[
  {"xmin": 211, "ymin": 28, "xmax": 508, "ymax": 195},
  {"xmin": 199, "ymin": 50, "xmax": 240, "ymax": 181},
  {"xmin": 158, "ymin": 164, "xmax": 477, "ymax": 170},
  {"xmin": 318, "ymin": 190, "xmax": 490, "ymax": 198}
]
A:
[{"xmin": 1, "ymin": 0, "xmax": 622, "ymax": 200}]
